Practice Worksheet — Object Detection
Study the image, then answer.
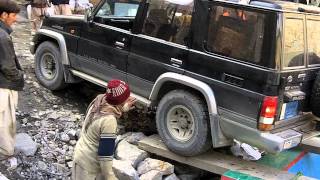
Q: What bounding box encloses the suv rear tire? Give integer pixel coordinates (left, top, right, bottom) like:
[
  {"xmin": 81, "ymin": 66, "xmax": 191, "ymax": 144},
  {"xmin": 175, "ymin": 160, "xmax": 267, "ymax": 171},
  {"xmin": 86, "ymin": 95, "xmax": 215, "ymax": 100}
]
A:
[
  {"xmin": 156, "ymin": 90, "xmax": 212, "ymax": 156},
  {"xmin": 35, "ymin": 41, "xmax": 66, "ymax": 90},
  {"xmin": 311, "ymin": 73, "xmax": 320, "ymax": 117}
]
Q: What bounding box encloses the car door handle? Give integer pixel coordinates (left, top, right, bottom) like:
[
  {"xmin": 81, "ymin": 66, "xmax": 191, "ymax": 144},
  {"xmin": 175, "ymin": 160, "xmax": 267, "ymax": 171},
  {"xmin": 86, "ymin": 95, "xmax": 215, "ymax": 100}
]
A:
[
  {"xmin": 115, "ymin": 41, "xmax": 125, "ymax": 48},
  {"xmin": 170, "ymin": 58, "xmax": 183, "ymax": 65},
  {"xmin": 110, "ymin": 19, "xmax": 130, "ymax": 23}
]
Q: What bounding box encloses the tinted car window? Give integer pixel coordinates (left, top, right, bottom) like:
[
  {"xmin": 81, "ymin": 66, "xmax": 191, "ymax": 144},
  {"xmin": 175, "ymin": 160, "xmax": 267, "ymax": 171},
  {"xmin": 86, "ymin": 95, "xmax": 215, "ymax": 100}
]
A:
[
  {"xmin": 307, "ymin": 19, "xmax": 320, "ymax": 66},
  {"xmin": 96, "ymin": 0, "xmax": 140, "ymax": 17},
  {"xmin": 283, "ymin": 18, "xmax": 305, "ymax": 68},
  {"xmin": 206, "ymin": 6, "xmax": 267, "ymax": 64},
  {"xmin": 141, "ymin": 0, "xmax": 194, "ymax": 45}
]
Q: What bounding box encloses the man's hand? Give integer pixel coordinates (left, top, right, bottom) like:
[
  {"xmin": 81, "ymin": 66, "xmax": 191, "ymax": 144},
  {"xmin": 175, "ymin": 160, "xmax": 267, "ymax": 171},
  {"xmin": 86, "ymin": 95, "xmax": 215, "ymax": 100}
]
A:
[
  {"xmin": 126, "ymin": 97, "xmax": 137, "ymax": 109},
  {"xmin": 121, "ymin": 97, "xmax": 137, "ymax": 112}
]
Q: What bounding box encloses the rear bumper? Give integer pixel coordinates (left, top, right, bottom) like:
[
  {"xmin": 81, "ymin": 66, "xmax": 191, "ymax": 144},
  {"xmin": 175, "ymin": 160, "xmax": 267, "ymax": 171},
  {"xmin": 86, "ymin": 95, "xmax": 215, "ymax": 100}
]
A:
[{"xmin": 220, "ymin": 116, "xmax": 320, "ymax": 153}]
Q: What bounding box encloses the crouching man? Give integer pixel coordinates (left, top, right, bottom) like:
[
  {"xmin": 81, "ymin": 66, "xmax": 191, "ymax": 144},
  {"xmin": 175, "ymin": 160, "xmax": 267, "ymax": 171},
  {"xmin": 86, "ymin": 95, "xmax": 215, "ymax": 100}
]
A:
[{"xmin": 72, "ymin": 80, "xmax": 136, "ymax": 180}]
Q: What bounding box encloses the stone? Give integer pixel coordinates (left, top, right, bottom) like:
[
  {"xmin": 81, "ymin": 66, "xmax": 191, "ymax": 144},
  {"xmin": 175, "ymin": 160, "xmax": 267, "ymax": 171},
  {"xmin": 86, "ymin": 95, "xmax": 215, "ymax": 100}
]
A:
[
  {"xmin": 38, "ymin": 111, "xmax": 47, "ymax": 116},
  {"xmin": 137, "ymin": 158, "xmax": 174, "ymax": 175},
  {"xmin": 75, "ymin": 129, "xmax": 81, "ymax": 139},
  {"xmin": 65, "ymin": 156, "xmax": 72, "ymax": 161},
  {"xmin": 125, "ymin": 132, "xmax": 146, "ymax": 145},
  {"xmin": 37, "ymin": 161, "xmax": 47, "ymax": 171},
  {"xmin": 34, "ymin": 121, "xmax": 41, "ymax": 127},
  {"xmin": 22, "ymin": 118, "xmax": 28, "ymax": 124},
  {"xmin": 47, "ymin": 131, "xmax": 56, "ymax": 135},
  {"xmin": 0, "ymin": 172, "xmax": 9, "ymax": 180},
  {"xmin": 15, "ymin": 133, "xmax": 38, "ymax": 156},
  {"xmin": 140, "ymin": 170, "xmax": 163, "ymax": 180},
  {"xmin": 164, "ymin": 174, "xmax": 180, "ymax": 180},
  {"xmin": 47, "ymin": 112, "xmax": 61, "ymax": 120},
  {"xmin": 69, "ymin": 140, "xmax": 77, "ymax": 146},
  {"xmin": 73, "ymin": 114, "xmax": 82, "ymax": 121},
  {"xmin": 115, "ymin": 132, "xmax": 132, "ymax": 145},
  {"xmin": 112, "ymin": 160, "xmax": 139, "ymax": 180},
  {"xmin": 115, "ymin": 140, "xmax": 149, "ymax": 168},
  {"xmin": 67, "ymin": 161, "xmax": 73, "ymax": 168},
  {"xmin": 32, "ymin": 82, "xmax": 40, "ymax": 88},
  {"xmin": 67, "ymin": 129, "xmax": 77, "ymax": 140},
  {"xmin": 60, "ymin": 134, "xmax": 70, "ymax": 142},
  {"xmin": 52, "ymin": 163, "xmax": 69, "ymax": 174},
  {"xmin": 62, "ymin": 145, "xmax": 69, "ymax": 150}
]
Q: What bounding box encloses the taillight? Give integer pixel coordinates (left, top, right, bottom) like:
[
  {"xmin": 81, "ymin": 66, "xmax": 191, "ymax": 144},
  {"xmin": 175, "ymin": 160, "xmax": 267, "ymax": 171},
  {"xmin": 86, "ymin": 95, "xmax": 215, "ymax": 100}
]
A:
[{"xmin": 259, "ymin": 96, "xmax": 278, "ymax": 131}]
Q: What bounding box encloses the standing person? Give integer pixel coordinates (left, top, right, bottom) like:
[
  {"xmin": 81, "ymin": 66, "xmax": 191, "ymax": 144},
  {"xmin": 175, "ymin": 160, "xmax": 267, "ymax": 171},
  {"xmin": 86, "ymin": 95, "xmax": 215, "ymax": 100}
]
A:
[
  {"xmin": 29, "ymin": 0, "xmax": 48, "ymax": 34},
  {"xmin": 0, "ymin": 0, "xmax": 24, "ymax": 160},
  {"xmin": 72, "ymin": 80, "xmax": 136, "ymax": 180},
  {"xmin": 51, "ymin": 0, "xmax": 72, "ymax": 15}
]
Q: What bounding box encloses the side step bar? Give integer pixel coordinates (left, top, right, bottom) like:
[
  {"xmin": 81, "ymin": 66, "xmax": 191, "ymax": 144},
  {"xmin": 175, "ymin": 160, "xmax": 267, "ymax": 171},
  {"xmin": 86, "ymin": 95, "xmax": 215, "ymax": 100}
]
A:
[{"xmin": 70, "ymin": 69, "xmax": 151, "ymax": 107}]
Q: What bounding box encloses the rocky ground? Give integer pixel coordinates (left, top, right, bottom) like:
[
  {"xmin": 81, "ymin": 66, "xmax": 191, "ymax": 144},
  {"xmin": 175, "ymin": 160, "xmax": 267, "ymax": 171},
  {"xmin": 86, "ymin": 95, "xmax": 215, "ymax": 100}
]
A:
[{"xmin": 0, "ymin": 3, "xmax": 218, "ymax": 180}]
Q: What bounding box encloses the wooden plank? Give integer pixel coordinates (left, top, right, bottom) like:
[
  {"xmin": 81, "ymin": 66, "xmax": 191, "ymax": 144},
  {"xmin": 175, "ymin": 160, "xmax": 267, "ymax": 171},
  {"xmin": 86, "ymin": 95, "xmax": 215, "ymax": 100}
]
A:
[
  {"xmin": 138, "ymin": 135, "xmax": 298, "ymax": 180},
  {"xmin": 300, "ymin": 136, "xmax": 320, "ymax": 154}
]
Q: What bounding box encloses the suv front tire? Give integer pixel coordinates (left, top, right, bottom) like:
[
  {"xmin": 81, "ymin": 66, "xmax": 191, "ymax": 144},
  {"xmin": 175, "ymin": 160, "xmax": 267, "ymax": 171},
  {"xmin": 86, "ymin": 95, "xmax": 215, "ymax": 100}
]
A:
[
  {"xmin": 35, "ymin": 41, "xmax": 66, "ymax": 90},
  {"xmin": 156, "ymin": 90, "xmax": 212, "ymax": 156}
]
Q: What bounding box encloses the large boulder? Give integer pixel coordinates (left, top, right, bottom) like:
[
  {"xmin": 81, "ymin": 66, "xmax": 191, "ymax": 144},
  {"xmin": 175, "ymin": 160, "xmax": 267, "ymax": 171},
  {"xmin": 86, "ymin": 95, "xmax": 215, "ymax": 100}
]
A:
[
  {"xmin": 112, "ymin": 160, "xmax": 139, "ymax": 180},
  {"xmin": 115, "ymin": 140, "xmax": 148, "ymax": 167},
  {"xmin": 125, "ymin": 132, "xmax": 146, "ymax": 145},
  {"xmin": 15, "ymin": 133, "xmax": 38, "ymax": 156},
  {"xmin": 164, "ymin": 174, "xmax": 180, "ymax": 180},
  {"xmin": 137, "ymin": 158, "xmax": 174, "ymax": 175},
  {"xmin": 0, "ymin": 172, "xmax": 9, "ymax": 180},
  {"xmin": 140, "ymin": 170, "xmax": 163, "ymax": 180}
]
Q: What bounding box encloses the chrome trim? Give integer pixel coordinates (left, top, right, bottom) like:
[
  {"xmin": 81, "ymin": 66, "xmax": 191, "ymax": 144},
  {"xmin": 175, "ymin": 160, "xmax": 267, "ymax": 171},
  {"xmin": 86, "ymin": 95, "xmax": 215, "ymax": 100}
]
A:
[
  {"xmin": 70, "ymin": 69, "xmax": 151, "ymax": 106},
  {"xmin": 95, "ymin": 22, "xmax": 188, "ymax": 50},
  {"xmin": 189, "ymin": 48, "xmax": 277, "ymax": 72},
  {"xmin": 186, "ymin": 70, "xmax": 265, "ymax": 98},
  {"xmin": 115, "ymin": 41, "xmax": 125, "ymax": 48},
  {"xmin": 275, "ymin": 13, "xmax": 283, "ymax": 70},
  {"xmin": 50, "ymin": 15, "xmax": 85, "ymax": 20},
  {"xmin": 135, "ymin": 34, "xmax": 188, "ymax": 50},
  {"xmin": 95, "ymin": 23, "xmax": 131, "ymax": 34},
  {"xmin": 215, "ymin": 0, "xmax": 320, "ymax": 14},
  {"xmin": 110, "ymin": 19, "xmax": 130, "ymax": 23},
  {"xmin": 308, "ymin": 64, "xmax": 320, "ymax": 67},
  {"xmin": 170, "ymin": 58, "xmax": 183, "ymax": 65},
  {"xmin": 36, "ymin": 29, "xmax": 70, "ymax": 65},
  {"xmin": 281, "ymin": 66, "xmax": 320, "ymax": 72}
]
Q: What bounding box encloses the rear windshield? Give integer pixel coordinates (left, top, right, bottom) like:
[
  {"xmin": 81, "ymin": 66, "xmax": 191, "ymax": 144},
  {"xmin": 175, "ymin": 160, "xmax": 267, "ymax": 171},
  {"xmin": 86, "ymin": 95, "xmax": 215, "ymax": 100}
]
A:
[{"xmin": 206, "ymin": 5, "xmax": 277, "ymax": 67}]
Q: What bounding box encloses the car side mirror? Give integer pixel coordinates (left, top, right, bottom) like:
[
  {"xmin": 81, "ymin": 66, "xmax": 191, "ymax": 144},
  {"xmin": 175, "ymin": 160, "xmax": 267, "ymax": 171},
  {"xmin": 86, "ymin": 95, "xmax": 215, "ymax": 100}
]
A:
[{"xmin": 84, "ymin": 7, "xmax": 93, "ymax": 23}]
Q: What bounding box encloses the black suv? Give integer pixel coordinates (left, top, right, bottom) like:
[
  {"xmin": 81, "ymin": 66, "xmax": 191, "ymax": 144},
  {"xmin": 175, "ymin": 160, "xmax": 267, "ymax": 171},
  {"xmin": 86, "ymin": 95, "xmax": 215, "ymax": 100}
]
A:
[{"xmin": 31, "ymin": 0, "xmax": 320, "ymax": 156}]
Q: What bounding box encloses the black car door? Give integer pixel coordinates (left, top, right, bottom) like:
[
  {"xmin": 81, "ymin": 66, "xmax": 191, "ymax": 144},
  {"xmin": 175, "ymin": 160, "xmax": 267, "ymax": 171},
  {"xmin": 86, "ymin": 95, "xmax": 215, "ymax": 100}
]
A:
[
  {"xmin": 127, "ymin": 0, "xmax": 194, "ymax": 97},
  {"xmin": 76, "ymin": 0, "xmax": 141, "ymax": 82}
]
